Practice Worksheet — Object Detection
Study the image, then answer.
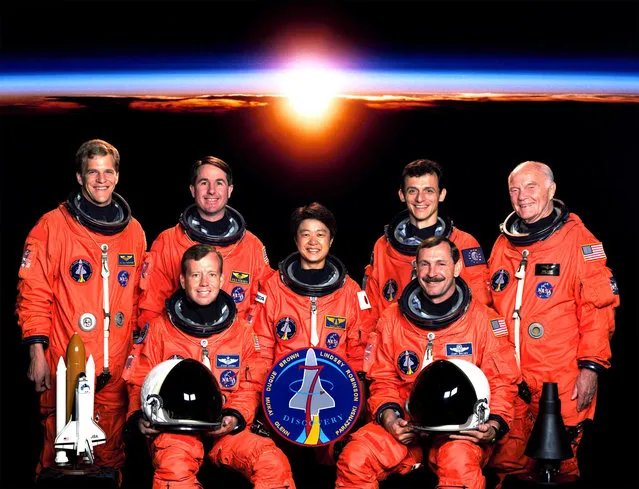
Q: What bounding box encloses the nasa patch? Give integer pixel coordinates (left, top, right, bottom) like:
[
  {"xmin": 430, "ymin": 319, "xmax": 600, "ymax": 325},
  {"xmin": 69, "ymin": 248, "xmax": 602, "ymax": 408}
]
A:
[
  {"xmin": 325, "ymin": 315, "xmax": 346, "ymax": 330},
  {"xmin": 462, "ymin": 247, "xmax": 487, "ymax": 267},
  {"xmin": 167, "ymin": 354, "xmax": 185, "ymax": 360},
  {"xmin": 118, "ymin": 270, "xmax": 129, "ymax": 287},
  {"xmin": 326, "ymin": 332, "xmax": 340, "ymax": 350},
  {"xmin": 231, "ymin": 286, "xmax": 246, "ymax": 303},
  {"xmin": 383, "ymin": 279, "xmax": 399, "ymax": 302},
  {"xmin": 446, "ymin": 342, "xmax": 473, "ymax": 356},
  {"xmin": 491, "ymin": 269, "xmax": 509, "ymax": 292},
  {"xmin": 276, "ymin": 317, "xmax": 297, "ymax": 341},
  {"xmin": 216, "ymin": 354, "xmax": 240, "ymax": 369},
  {"xmin": 536, "ymin": 281, "xmax": 554, "ymax": 299},
  {"xmin": 219, "ymin": 369, "xmax": 238, "ymax": 389},
  {"xmin": 262, "ymin": 348, "xmax": 361, "ymax": 446},
  {"xmin": 230, "ymin": 271, "xmax": 250, "ymax": 284},
  {"xmin": 397, "ymin": 350, "xmax": 419, "ymax": 375},
  {"xmin": 70, "ymin": 259, "xmax": 93, "ymax": 283}
]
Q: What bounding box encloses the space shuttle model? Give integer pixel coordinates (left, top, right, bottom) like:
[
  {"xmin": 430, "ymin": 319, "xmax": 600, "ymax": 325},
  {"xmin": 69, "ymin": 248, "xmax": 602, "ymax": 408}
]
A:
[{"xmin": 54, "ymin": 333, "xmax": 106, "ymax": 466}]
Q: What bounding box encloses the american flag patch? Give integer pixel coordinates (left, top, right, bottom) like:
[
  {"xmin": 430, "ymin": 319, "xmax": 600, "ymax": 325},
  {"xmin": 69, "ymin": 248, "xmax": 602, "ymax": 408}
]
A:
[
  {"xmin": 490, "ymin": 318, "xmax": 508, "ymax": 337},
  {"xmin": 253, "ymin": 334, "xmax": 261, "ymax": 351},
  {"xmin": 581, "ymin": 243, "xmax": 606, "ymax": 262},
  {"xmin": 262, "ymin": 246, "xmax": 269, "ymax": 264}
]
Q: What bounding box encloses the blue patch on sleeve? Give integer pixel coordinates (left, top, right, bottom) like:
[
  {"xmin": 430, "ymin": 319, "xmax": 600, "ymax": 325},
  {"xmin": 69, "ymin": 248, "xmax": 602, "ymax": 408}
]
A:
[{"xmin": 461, "ymin": 247, "xmax": 486, "ymax": 267}]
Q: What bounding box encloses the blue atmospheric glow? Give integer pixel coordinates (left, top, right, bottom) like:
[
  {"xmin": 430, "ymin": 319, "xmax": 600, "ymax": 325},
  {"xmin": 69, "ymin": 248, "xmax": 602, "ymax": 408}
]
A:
[{"xmin": 2, "ymin": 68, "xmax": 639, "ymax": 96}]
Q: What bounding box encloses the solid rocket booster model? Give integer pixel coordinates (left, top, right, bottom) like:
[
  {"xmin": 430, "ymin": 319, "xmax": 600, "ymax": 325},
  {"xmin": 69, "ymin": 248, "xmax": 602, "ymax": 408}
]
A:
[{"xmin": 54, "ymin": 333, "xmax": 106, "ymax": 465}]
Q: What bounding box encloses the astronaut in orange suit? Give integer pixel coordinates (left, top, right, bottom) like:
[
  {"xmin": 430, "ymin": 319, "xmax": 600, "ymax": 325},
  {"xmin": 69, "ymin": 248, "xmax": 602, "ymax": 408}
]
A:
[
  {"xmin": 124, "ymin": 244, "xmax": 295, "ymax": 489},
  {"xmin": 335, "ymin": 237, "xmax": 519, "ymax": 489},
  {"xmin": 16, "ymin": 139, "xmax": 147, "ymax": 481},
  {"xmin": 253, "ymin": 202, "xmax": 373, "ymax": 379},
  {"xmin": 363, "ymin": 159, "xmax": 492, "ymax": 321},
  {"xmin": 137, "ymin": 156, "xmax": 273, "ymax": 327},
  {"xmin": 487, "ymin": 161, "xmax": 619, "ymax": 484}
]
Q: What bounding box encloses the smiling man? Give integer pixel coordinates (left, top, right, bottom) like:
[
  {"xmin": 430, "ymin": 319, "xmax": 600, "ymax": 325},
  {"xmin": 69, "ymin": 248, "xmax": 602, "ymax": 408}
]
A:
[
  {"xmin": 137, "ymin": 156, "xmax": 273, "ymax": 328},
  {"xmin": 488, "ymin": 161, "xmax": 619, "ymax": 486},
  {"xmin": 336, "ymin": 236, "xmax": 519, "ymax": 489},
  {"xmin": 252, "ymin": 202, "xmax": 374, "ymax": 477},
  {"xmin": 124, "ymin": 243, "xmax": 295, "ymax": 489},
  {"xmin": 16, "ymin": 139, "xmax": 147, "ymax": 484},
  {"xmin": 363, "ymin": 159, "xmax": 492, "ymax": 322}
]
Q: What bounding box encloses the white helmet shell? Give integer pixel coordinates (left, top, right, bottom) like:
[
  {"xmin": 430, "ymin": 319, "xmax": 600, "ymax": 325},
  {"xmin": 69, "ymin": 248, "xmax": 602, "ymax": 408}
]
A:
[{"xmin": 406, "ymin": 358, "xmax": 491, "ymax": 432}]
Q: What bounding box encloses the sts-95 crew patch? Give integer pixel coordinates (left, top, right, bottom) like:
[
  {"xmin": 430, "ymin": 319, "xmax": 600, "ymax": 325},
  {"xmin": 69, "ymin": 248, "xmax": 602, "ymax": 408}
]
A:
[{"xmin": 262, "ymin": 348, "xmax": 361, "ymax": 446}]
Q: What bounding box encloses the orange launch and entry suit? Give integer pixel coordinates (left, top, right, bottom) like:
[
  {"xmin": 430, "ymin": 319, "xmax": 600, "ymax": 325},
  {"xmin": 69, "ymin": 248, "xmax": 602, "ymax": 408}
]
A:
[
  {"xmin": 252, "ymin": 253, "xmax": 374, "ymax": 374},
  {"xmin": 335, "ymin": 278, "xmax": 520, "ymax": 489},
  {"xmin": 16, "ymin": 194, "xmax": 147, "ymax": 472},
  {"xmin": 364, "ymin": 211, "xmax": 492, "ymax": 320},
  {"xmin": 124, "ymin": 289, "xmax": 295, "ymax": 489},
  {"xmin": 137, "ymin": 205, "xmax": 273, "ymax": 326},
  {"xmin": 487, "ymin": 201, "xmax": 618, "ymax": 479}
]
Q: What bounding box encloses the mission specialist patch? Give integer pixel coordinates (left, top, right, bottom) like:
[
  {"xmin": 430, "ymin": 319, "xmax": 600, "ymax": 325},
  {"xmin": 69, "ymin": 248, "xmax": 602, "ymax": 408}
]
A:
[
  {"xmin": 397, "ymin": 350, "xmax": 419, "ymax": 375},
  {"xmin": 70, "ymin": 259, "xmax": 92, "ymax": 283},
  {"xmin": 276, "ymin": 317, "xmax": 297, "ymax": 341},
  {"xmin": 383, "ymin": 279, "xmax": 399, "ymax": 302},
  {"xmin": 491, "ymin": 269, "xmax": 509, "ymax": 292}
]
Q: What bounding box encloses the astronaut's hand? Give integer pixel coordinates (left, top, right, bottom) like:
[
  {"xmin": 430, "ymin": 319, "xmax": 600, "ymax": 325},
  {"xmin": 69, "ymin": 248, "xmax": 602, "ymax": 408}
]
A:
[
  {"xmin": 209, "ymin": 415, "xmax": 239, "ymax": 437},
  {"xmin": 572, "ymin": 368, "xmax": 598, "ymax": 412},
  {"xmin": 381, "ymin": 409, "xmax": 417, "ymax": 445},
  {"xmin": 138, "ymin": 417, "xmax": 160, "ymax": 438},
  {"xmin": 28, "ymin": 343, "xmax": 50, "ymax": 392},
  {"xmin": 451, "ymin": 422, "xmax": 499, "ymax": 446}
]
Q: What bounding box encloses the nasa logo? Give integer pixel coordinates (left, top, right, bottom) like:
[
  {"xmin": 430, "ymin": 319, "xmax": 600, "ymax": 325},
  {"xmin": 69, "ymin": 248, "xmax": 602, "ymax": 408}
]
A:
[
  {"xmin": 536, "ymin": 281, "xmax": 554, "ymax": 299},
  {"xmin": 325, "ymin": 332, "xmax": 340, "ymax": 350},
  {"xmin": 231, "ymin": 286, "xmax": 245, "ymax": 303},
  {"xmin": 263, "ymin": 348, "xmax": 361, "ymax": 446},
  {"xmin": 219, "ymin": 369, "xmax": 238, "ymax": 389},
  {"xmin": 118, "ymin": 270, "xmax": 129, "ymax": 287}
]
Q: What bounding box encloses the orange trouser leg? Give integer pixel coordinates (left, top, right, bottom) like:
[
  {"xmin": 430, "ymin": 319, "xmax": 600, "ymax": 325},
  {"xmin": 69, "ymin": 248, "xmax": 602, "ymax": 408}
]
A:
[
  {"xmin": 210, "ymin": 430, "xmax": 296, "ymax": 489},
  {"xmin": 335, "ymin": 422, "xmax": 423, "ymax": 489},
  {"xmin": 152, "ymin": 433, "xmax": 204, "ymax": 489},
  {"xmin": 429, "ymin": 438, "xmax": 490, "ymax": 489}
]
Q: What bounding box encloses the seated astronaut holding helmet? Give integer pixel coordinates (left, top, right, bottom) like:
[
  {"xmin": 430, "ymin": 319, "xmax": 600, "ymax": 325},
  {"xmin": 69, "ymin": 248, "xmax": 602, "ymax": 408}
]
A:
[
  {"xmin": 123, "ymin": 243, "xmax": 296, "ymax": 489},
  {"xmin": 334, "ymin": 236, "xmax": 520, "ymax": 489}
]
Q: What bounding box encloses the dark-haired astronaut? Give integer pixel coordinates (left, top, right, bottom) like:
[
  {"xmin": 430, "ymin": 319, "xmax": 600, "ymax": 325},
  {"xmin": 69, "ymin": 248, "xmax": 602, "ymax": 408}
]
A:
[
  {"xmin": 124, "ymin": 244, "xmax": 295, "ymax": 489},
  {"xmin": 137, "ymin": 156, "xmax": 273, "ymax": 328},
  {"xmin": 335, "ymin": 237, "xmax": 519, "ymax": 489},
  {"xmin": 16, "ymin": 139, "xmax": 147, "ymax": 480},
  {"xmin": 488, "ymin": 161, "xmax": 619, "ymax": 485},
  {"xmin": 253, "ymin": 202, "xmax": 373, "ymax": 377},
  {"xmin": 363, "ymin": 159, "xmax": 492, "ymax": 321}
]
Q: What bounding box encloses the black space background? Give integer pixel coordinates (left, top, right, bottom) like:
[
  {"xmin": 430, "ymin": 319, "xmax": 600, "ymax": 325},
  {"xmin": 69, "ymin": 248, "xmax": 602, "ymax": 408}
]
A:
[{"xmin": 1, "ymin": 2, "xmax": 638, "ymax": 489}]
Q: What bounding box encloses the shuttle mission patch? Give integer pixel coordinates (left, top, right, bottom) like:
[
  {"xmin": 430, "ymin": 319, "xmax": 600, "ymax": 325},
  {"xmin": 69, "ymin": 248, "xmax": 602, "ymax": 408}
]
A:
[{"xmin": 262, "ymin": 348, "xmax": 361, "ymax": 446}]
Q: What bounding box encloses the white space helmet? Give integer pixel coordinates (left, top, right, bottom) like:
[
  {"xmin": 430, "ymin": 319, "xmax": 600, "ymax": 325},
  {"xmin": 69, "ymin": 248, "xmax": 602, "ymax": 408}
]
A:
[
  {"xmin": 141, "ymin": 358, "xmax": 223, "ymax": 431},
  {"xmin": 406, "ymin": 358, "xmax": 490, "ymax": 432}
]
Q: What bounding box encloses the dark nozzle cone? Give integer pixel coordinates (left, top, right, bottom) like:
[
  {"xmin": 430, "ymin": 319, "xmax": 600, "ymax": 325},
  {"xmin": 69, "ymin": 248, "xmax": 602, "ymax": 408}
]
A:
[{"xmin": 525, "ymin": 382, "xmax": 573, "ymax": 461}]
